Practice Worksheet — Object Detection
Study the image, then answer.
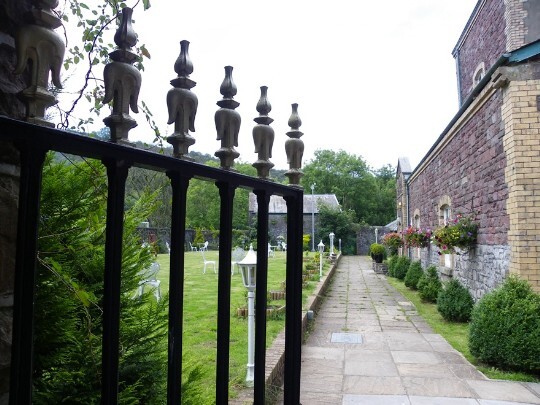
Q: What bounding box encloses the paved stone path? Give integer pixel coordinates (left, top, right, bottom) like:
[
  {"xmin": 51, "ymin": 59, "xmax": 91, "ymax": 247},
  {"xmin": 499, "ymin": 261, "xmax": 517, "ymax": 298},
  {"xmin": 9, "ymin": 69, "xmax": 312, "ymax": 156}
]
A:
[{"xmin": 299, "ymin": 256, "xmax": 540, "ymax": 405}]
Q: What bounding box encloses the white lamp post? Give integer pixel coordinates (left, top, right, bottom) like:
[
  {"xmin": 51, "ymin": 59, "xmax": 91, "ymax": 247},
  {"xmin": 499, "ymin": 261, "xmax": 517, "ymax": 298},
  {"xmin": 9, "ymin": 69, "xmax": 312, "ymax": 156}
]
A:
[
  {"xmin": 238, "ymin": 244, "xmax": 257, "ymax": 384},
  {"xmin": 318, "ymin": 240, "xmax": 325, "ymax": 279},
  {"xmin": 311, "ymin": 183, "xmax": 316, "ymax": 252},
  {"xmin": 329, "ymin": 232, "xmax": 335, "ymax": 256},
  {"xmin": 375, "ymin": 228, "xmax": 378, "ymax": 244},
  {"xmin": 339, "ymin": 238, "xmax": 342, "ymax": 252}
]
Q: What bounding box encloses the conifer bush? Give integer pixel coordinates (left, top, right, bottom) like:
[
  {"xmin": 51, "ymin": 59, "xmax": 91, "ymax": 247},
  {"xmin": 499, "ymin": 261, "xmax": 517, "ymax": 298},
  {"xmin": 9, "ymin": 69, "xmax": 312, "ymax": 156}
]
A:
[
  {"xmin": 437, "ymin": 278, "xmax": 474, "ymax": 322},
  {"xmin": 404, "ymin": 261, "xmax": 423, "ymax": 289},
  {"xmin": 469, "ymin": 276, "xmax": 540, "ymax": 373},
  {"xmin": 417, "ymin": 265, "xmax": 442, "ymax": 303},
  {"xmin": 33, "ymin": 155, "xmax": 204, "ymax": 404},
  {"xmin": 386, "ymin": 255, "xmax": 398, "ymax": 277},
  {"xmin": 393, "ymin": 256, "xmax": 411, "ymax": 280}
]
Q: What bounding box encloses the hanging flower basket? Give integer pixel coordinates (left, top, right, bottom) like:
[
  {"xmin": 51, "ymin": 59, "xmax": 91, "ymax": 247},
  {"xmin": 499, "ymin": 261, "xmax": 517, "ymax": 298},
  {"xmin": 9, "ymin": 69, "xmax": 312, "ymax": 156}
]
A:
[
  {"xmin": 382, "ymin": 232, "xmax": 403, "ymax": 255},
  {"xmin": 433, "ymin": 213, "xmax": 478, "ymax": 255},
  {"xmin": 402, "ymin": 226, "xmax": 432, "ymax": 248}
]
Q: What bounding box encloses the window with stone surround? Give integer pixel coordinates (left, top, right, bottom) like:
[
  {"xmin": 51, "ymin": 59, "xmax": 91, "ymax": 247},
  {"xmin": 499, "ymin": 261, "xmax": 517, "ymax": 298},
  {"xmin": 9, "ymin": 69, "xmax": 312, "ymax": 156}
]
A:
[
  {"xmin": 438, "ymin": 197, "xmax": 453, "ymax": 269},
  {"xmin": 413, "ymin": 209, "xmax": 421, "ymax": 259},
  {"xmin": 472, "ymin": 62, "xmax": 485, "ymax": 88}
]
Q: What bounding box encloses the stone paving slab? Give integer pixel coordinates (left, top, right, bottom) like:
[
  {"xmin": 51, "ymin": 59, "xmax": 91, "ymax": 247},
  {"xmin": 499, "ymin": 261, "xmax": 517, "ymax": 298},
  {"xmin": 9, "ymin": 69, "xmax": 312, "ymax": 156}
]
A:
[{"xmin": 298, "ymin": 256, "xmax": 540, "ymax": 405}]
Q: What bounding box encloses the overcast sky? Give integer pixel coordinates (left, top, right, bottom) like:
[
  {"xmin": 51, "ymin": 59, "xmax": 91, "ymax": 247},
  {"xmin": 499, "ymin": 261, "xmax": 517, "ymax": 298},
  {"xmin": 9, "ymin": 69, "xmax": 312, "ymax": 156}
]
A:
[{"xmin": 71, "ymin": 1, "xmax": 479, "ymax": 171}]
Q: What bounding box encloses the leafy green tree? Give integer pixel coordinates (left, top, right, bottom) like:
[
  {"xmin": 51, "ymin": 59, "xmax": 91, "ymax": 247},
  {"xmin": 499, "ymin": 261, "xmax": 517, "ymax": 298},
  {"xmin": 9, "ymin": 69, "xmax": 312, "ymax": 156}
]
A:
[
  {"xmin": 185, "ymin": 161, "xmax": 256, "ymax": 231},
  {"xmin": 34, "ymin": 154, "xmax": 203, "ymax": 403},
  {"xmin": 371, "ymin": 164, "xmax": 397, "ymax": 225},
  {"xmin": 302, "ymin": 150, "xmax": 395, "ymax": 225},
  {"xmin": 317, "ymin": 204, "xmax": 359, "ymax": 255}
]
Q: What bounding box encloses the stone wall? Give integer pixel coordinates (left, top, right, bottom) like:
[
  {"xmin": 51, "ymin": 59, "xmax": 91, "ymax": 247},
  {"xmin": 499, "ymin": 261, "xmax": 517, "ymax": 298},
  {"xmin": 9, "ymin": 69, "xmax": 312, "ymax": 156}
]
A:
[
  {"xmin": 409, "ymin": 88, "xmax": 509, "ymax": 245},
  {"xmin": 406, "ymin": 77, "xmax": 510, "ymax": 298},
  {"xmin": 454, "ymin": 244, "xmax": 511, "ymax": 300},
  {"xmin": 455, "ymin": 0, "xmax": 506, "ymax": 102},
  {"xmin": 0, "ymin": 1, "xmax": 31, "ymax": 402},
  {"xmin": 357, "ymin": 226, "xmax": 392, "ymax": 256}
]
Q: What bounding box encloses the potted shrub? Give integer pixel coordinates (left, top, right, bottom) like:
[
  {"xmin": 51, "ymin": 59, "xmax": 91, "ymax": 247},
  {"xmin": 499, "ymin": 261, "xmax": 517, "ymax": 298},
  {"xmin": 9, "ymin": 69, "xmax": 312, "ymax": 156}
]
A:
[
  {"xmin": 382, "ymin": 232, "xmax": 403, "ymax": 256},
  {"xmin": 369, "ymin": 243, "xmax": 385, "ymax": 263},
  {"xmin": 402, "ymin": 226, "xmax": 432, "ymax": 248},
  {"xmin": 433, "ymin": 213, "xmax": 478, "ymax": 255}
]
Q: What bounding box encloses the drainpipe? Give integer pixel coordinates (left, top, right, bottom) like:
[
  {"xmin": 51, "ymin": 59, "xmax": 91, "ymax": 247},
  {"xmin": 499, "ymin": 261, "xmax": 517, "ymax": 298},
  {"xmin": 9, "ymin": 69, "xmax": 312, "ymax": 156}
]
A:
[{"xmin": 455, "ymin": 52, "xmax": 462, "ymax": 106}]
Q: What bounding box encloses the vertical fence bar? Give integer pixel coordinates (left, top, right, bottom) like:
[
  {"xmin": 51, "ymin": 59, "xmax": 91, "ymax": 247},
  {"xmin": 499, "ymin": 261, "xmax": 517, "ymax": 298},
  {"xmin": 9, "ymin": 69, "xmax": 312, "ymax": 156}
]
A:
[
  {"xmin": 283, "ymin": 193, "xmax": 303, "ymax": 404},
  {"xmin": 9, "ymin": 146, "xmax": 46, "ymax": 405},
  {"xmin": 254, "ymin": 189, "xmax": 270, "ymax": 404},
  {"xmin": 215, "ymin": 181, "xmax": 236, "ymax": 404},
  {"xmin": 166, "ymin": 171, "xmax": 191, "ymax": 404},
  {"xmin": 101, "ymin": 159, "xmax": 130, "ymax": 405}
]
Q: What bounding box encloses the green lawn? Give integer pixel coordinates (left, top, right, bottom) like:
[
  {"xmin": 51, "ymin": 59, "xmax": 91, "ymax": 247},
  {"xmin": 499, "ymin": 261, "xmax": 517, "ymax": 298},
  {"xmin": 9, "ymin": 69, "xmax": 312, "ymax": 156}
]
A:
[
  {"xmin": 152, "ymin": 250, "xmax": 328, "ymax": 402},
  {"xmin": 386, "ymin": 276, "xmax": 540, "ymax": 383}
]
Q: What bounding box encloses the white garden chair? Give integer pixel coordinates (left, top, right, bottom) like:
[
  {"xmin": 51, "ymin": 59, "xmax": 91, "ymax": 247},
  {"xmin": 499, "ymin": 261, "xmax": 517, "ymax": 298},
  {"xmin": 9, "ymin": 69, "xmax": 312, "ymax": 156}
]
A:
[
  {"xmin": 201, "ymin": 249, "xmax": 216, "ymax": 274},
  {"xmin": 268, "ymin": 243, "xmax": 275, "ymax": 258},
  {"xmin": 189, "ymin": 241, "xmax": 198, "ymax": 251},
  {"xmin": 136, "ymin": 261, "xmax": 161, "ymax": 301}
]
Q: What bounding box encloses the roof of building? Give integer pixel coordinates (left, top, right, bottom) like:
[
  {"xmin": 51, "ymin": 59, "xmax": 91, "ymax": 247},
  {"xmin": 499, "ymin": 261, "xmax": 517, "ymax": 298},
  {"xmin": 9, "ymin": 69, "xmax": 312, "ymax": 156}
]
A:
[
  {"xmin": 249, "ymin": 193, "xmax": 340, "ymax": 214},
  {"xmin": 397, "ymin": 157, "xmax": 412, "ymax": 175},
  {"xmin": 384, "ymin": 218, "xmax": 399, "ymax": 232},
  {"xmin": 402, "ymin": 39, "xmax": 540, "ymax": 180}
]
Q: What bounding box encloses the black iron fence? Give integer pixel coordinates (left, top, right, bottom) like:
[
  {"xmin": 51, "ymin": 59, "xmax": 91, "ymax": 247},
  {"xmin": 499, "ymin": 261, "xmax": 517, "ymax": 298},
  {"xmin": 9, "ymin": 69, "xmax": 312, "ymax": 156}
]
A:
[{"xmin": 2, "ymin": 116, "xmax": 304, "ymax": 404}]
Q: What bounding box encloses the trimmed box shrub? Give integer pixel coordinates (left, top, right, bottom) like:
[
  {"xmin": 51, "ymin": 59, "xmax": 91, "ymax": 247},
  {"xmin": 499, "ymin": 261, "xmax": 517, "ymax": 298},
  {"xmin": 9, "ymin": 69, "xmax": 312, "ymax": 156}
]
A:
[
  {"xmin": 437, "ymin": 278, "xmax": 474, "ymax": 322},
  {"xmin": 393, "ymin": 256, "xmax": 411, "ymax": 280},
  {"xmin": 469, "ymin": 276, "xmax": 540, "ymax": 373},
  {"xmin": 417, "ymin": 265, "xmax": 442, "ymax": 303},
  {"xmin": 404, "ymin": 261, "xmax": 423, "ymax": 290}
]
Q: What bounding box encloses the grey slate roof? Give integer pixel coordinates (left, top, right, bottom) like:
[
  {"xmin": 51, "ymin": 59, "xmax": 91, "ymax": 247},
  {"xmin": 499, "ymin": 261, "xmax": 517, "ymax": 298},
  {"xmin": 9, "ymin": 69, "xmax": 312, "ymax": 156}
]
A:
[
  {"xmin": 249, "ymin": 193, "xmax": 340, "ymax": 215},
  {"xmin": 384, "ymin": 218, "xmax": 399, "ymax": 231},
  {"xmin": 397, "ymin": 157, "xmax": 412, "ymax": 174}
]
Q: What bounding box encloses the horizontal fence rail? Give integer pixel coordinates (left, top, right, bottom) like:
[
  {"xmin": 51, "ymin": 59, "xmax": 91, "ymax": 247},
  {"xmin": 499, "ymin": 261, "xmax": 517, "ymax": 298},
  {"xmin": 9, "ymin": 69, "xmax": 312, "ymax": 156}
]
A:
[{"xmin": 2, "ymin": 116, "xmax": 304, "ymax": 404}]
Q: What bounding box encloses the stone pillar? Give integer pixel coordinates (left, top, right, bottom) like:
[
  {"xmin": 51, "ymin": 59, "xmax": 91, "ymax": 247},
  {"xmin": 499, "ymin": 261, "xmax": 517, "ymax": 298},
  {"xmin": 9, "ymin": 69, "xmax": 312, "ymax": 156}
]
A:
[
  {"xmin": 1, "ymin": 1, "xmax": 64, "ymax": 401},
  {"xmin": 501, "ymin": 64, "xmax": 540, "ymax": 292}
]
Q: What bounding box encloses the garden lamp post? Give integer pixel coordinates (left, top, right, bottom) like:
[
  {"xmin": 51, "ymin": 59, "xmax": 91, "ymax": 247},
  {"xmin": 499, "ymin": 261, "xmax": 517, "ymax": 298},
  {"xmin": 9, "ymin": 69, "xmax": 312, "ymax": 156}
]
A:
[
  {"xmin": 318, "ymin": 240, "xmax": 325, "ymax": 279},
  {"xmin": 238, "ymin": 244, "xmax": 257, "ymax": 384},
  {"xmin": 311, "ymin": 183, "xmax": 316, "ymax": 251},
  {"xmin": 329, "ymin": 232, "xmax": 335, "ymax": 256},
  {"xmin": 375, "ymin": 228, "xmax": 378, "ymax": 243},
  {"xmin": 339, "ymin": 238, "xmax": 342, "ymax": 252}
]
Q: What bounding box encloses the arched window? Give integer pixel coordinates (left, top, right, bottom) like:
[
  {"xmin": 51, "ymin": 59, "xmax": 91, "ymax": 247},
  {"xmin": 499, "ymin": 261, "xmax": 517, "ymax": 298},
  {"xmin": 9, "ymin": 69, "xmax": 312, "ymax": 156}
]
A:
[
  {"xmin": 441, "ymin": 205, "xmax": 451, "ymax": 225},
  {"xmin": 414, "ymin": 212, "xmax": 420, "ymax": 228},
  {"xmin": 472, "ymin": 62, "xmax": 485, "ymax": 87},
  {"xmin": 438, "ymin": 196, "xmax": 453, "ymax": 268}
]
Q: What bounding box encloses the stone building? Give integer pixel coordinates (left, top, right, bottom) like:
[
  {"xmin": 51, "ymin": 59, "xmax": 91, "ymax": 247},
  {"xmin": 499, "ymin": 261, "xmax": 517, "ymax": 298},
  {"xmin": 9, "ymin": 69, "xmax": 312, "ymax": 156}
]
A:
[
  {"xmin": 248, "ymin": 193, "xmax": 340, "ymax": 245},
  {"xmin": 397, "ymin": 0, "xmax": 540, "ymax": 298}
]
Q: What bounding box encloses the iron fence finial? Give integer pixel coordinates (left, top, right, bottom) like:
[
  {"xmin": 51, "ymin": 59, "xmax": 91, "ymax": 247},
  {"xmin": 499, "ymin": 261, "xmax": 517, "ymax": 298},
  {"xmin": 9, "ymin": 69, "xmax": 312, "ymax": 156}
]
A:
[
  {"xmin": 103, "ymin": 7, "xmax": 141, "ymax": 146},
  {"xmin": 13, "ymin": 0, "xmax": 65, "ymax": 127},
  {"xmin": 166, "ymin": 40, "xmax": 198, "ymax": 158},
  {"xmin": 252, "ymin": 86, "xmax": 274, "ymax": 179},
  {"xmin": 215, "ymin": 66, "xmax": 241, "ymax": 169},
  {"xmin": 285, "ymin": 103, "xmax": 304, "ymax": 186}
]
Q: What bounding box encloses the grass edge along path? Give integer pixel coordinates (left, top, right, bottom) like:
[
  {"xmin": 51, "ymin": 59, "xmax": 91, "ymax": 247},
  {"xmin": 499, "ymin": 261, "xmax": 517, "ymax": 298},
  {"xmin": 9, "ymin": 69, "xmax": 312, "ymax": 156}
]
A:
[{"xmin": 386, "ymin": 276, "xmax": 539, "ymax": 383}]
